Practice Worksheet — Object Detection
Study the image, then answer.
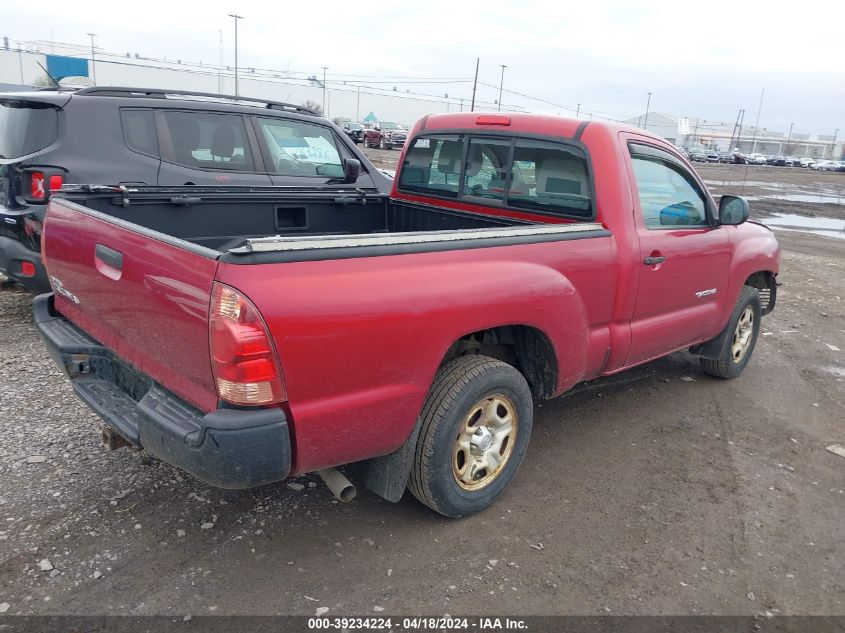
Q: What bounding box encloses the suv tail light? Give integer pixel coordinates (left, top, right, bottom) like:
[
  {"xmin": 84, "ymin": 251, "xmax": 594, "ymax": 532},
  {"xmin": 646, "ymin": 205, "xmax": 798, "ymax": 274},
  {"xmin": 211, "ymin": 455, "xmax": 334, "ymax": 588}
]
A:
[
  {"xmin": 209, "ymin": 282, "xmax": 287, "ymax": 406},
  {"xmin": 27, "ymin": 170, "xmax": 64, "ymax": 202},
  {"xmin": 30, "ymin": 172, "xmax": 46, "ymax": 200}
]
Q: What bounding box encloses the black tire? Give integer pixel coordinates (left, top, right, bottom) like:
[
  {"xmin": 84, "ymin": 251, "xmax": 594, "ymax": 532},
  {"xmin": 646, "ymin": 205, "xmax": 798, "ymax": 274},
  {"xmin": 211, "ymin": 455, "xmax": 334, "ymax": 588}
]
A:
[
  {"xmin": 408, "ymin": 355, "xmax": 533, "ymax": 518},
  {"xmin": 700, "ymin": 285, "xmax": 762, "ymax": 379}
]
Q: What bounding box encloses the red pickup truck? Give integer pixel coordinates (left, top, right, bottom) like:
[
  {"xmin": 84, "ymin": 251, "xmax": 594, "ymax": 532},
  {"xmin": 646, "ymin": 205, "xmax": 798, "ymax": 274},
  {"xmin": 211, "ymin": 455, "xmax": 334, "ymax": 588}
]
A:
[{"xmin": 35, "ymin": 112, "xmax": 779, "ymax": 517}]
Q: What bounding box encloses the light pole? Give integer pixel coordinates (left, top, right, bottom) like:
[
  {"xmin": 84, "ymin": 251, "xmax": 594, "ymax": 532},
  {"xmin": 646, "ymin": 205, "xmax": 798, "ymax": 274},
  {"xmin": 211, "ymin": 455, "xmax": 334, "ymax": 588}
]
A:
[
  {"xmin": 86, "ymin": 33, "xmax": 97, "ymax": 84},
  {"xmin": 643, "ymin": 91, "xmax": 652, "ymax": 129},
  {"xmin": 830, "ymin": 128, "xmax": 839, "ymax": 159},
  {"xmin": 228, "ymin": 13, "xmax": 244, "ymax": 96},
  {"xmin": 576, "ymin": 103, "xmax": 580, "ymax": 118},
  {"xmin": 321, "ymin": 66, "xmax": 328, "ymax": 115},
  {"xmin": 497, "ymin": 64, "xmax": 507, "ymax": 112}
]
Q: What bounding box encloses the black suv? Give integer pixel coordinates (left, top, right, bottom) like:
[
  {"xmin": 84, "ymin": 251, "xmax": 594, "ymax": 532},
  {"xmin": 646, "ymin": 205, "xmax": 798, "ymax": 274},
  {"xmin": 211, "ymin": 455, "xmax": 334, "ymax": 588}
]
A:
[{"xmin": 0, "ymin": 87, "xmax": 391, "ymax": 292}]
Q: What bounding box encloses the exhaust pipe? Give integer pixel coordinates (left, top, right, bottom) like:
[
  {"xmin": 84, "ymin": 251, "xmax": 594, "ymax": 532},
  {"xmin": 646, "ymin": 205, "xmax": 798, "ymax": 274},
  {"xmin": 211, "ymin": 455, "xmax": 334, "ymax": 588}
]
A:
[
  {"xmin": 317, "ymin": 468, "xmax": 357, "ymax": 503},
  {"xmin": 101, "ymin": 427, "xmax": 130, "ymax": 451}
]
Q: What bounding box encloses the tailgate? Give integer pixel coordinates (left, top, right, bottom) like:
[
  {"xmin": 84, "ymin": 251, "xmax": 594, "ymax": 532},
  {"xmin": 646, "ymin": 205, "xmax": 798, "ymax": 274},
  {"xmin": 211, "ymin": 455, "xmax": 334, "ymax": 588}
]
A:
[{"xmin": 42, "ymin": 197, "xmax": 220, "ymax": 412}]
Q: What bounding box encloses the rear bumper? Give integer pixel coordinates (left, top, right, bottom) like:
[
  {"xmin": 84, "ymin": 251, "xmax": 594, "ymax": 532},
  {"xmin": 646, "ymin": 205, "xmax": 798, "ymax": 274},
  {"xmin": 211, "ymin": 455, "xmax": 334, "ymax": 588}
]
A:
[
  {"xmin": 0, "ymin": 236, "xmax": 51, "ymax": 293},
  {"xmin": 33, "ymin": 293, "xmax": 292, "ymax": 489}
]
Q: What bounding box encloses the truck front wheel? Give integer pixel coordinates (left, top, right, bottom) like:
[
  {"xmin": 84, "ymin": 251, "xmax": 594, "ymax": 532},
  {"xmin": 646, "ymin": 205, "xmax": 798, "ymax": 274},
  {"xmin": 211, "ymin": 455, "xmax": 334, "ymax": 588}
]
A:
[
  {"xmin": 408, "ymin": 355, "xmax": 533, "ymax": 518},
  {"xmin": 700, "ymin": 285, "xmax": 762, "ymax": 379}
]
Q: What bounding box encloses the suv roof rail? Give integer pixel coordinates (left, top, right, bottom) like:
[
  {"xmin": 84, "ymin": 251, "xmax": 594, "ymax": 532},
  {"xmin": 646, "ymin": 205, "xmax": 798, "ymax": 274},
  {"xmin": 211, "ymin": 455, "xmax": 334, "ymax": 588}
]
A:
[{"xmin": 72, "ymin": 86, "xmax": 318, "ymax": 114}]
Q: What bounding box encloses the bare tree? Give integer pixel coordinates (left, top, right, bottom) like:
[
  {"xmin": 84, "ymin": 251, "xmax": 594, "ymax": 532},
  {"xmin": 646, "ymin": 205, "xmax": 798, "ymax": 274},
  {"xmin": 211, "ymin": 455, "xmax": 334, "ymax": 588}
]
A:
[
  {"xmin": 302, "ymin": 100, "xmax": 323, "ymax": 116},
  {"xmin": 32, "ymin": 73, "xmax": 55, "ymax": 88}
]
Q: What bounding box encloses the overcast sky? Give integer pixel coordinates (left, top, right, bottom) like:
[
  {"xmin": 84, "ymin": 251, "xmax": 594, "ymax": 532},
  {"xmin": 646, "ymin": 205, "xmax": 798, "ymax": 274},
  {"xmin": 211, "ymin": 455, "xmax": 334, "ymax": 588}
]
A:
[{"xmin": 4, "ymin": 0, "xmax": 844, "ymax": 134}]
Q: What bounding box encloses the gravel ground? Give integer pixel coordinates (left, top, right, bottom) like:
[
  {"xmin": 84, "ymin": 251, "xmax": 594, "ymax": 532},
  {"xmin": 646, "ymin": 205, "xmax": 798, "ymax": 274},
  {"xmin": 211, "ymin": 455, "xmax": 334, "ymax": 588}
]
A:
[{"xmin": 0, "ymin": 163, "xmax": 843, "ymax": 618}]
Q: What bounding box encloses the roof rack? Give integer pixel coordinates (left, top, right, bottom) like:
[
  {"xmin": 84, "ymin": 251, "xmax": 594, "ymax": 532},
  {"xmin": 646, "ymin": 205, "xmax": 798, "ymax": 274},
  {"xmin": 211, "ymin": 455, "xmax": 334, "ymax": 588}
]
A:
[{"xmin": 72, "ymin": 86, "xmax": 317, "ymax": 114}]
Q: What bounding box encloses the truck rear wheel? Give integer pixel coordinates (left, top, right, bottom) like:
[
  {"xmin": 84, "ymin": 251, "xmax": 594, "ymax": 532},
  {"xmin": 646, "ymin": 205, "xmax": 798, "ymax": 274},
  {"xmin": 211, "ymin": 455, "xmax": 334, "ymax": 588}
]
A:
[
  {"xmin": 408, "ymin": 355, "xmax": 533, "ymax": 518},
  {"xmin": 700, "ymin": 285, "xmax": 762, "ymax": 379}
]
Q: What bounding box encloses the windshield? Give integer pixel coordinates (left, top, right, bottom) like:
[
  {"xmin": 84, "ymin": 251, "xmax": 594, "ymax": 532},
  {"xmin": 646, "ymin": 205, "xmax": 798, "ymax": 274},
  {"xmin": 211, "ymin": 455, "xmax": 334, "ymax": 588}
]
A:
[{"xmin": 0, "ymin": 100, "xmax": 59, "ymax": 160}]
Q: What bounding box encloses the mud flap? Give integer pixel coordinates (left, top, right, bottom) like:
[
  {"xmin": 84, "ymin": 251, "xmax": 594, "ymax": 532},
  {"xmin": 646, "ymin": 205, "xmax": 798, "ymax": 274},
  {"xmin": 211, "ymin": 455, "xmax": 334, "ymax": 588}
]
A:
[
  {"xmin": 690, "ymin": 319, "xmax": 732, "ymax": 360},
  {"xmin": 362, "ymin": 417, "xmax": 423, "ymax": 503}
]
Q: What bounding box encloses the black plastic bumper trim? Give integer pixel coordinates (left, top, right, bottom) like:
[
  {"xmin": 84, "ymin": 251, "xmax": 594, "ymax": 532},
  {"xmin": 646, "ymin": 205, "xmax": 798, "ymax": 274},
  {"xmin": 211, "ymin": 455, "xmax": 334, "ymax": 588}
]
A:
[
  {"xmin": 33, "ymin": 294, "xmax": 291, "ymax": 489},
  {"xmin": 0, "ymin": 236, "xmax": 51, "ymax": 293}
]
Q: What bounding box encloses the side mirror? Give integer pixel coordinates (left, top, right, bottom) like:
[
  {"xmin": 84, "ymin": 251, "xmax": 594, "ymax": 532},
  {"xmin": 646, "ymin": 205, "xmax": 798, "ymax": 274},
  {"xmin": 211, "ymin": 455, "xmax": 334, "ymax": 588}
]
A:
[
  {"xmin": 719, "ymin": 195, "xmax": 750, "ymax": 225},
  {"xmin": 342, "ymin": 158, "xmax": 361, "ymax": 182}
]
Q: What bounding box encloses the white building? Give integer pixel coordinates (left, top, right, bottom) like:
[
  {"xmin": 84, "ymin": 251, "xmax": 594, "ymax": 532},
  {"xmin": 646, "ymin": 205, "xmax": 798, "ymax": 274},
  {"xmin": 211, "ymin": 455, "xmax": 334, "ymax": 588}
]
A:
[{"xmin": 623, "ymin": 111, "xmax": 842, "ymax": 159}]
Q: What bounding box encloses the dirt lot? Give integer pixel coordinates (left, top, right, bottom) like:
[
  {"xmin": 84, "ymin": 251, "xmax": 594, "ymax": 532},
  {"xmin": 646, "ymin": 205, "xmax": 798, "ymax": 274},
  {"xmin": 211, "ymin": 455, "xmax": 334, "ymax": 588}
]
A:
[{"xmin": 0, "ymin": 159, "xmax": 843, "ymax": 619}]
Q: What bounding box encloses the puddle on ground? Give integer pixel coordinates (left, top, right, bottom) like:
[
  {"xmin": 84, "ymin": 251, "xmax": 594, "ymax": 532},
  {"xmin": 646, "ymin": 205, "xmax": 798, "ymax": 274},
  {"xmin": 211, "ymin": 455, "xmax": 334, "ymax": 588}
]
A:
[
  {"xmin": 761, "ymin": 213, "xmax": 845, "ymax": 240},
  {"xmin": 764, "ymin": 193, "xmax": 845, "ymax": 204},
  {"xmin": 821, "ymin": 366, "xmax": 845, "ymax": 378}
]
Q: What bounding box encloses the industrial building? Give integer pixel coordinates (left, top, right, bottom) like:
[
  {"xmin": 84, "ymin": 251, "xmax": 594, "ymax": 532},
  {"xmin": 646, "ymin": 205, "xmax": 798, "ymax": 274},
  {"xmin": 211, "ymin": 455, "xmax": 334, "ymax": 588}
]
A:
[{"xmin": 623, "ymin": 112, "xmax": 842, "ymax": 159}]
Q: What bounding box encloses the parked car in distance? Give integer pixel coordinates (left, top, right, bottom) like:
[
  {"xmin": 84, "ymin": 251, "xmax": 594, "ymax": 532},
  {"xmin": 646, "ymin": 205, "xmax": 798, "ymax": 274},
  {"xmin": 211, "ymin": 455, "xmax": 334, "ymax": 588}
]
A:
[
  {"xmin": 705, "ymin": 150, "xmax": 720, "ymax": 163},
  {"xmin": 688, "ymin": 149, "xmax": 708, "ymax": 162},
  {"xmin": 362, "ymin": 121, "xmax": 409, "ymax": 149},
  {"xmin": 333, "ymin": 118, "xmax": 364, "ymax": 144},
  {"xmin": 814, "ymin": 160, "xmax": 839, "ymax": 171},
  {"xmin": 718, "ymin": 153, "xmax": 735, "ymax": 163},
  {"xmin": 799, "ymin": 157, "xmax": 817, "ymax": 168},
  {"xmin": 746, "ymin": 153, "xmax": 767, "ymax": 165},
  {"xmin": 767, "ymin": 156, "xmax": 787, "ymax": 166},
  {"xmin": 36, "ymin": 112, "xmax": 780, "ymax": 518},
  {"xmin": 0, "ymin": 87, "xmax": 390, "ymax": 293}
]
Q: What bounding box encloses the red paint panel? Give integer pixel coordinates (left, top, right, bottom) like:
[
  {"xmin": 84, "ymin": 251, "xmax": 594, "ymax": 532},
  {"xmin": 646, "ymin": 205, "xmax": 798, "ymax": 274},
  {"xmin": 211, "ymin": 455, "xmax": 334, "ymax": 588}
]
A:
[
  {"xmin": 217, "ymin": 236, "xmax": 617, "ymax": 474},
  {"xmin": 42, "ymin": 200, "xmax": 220, "ymax": 412}
]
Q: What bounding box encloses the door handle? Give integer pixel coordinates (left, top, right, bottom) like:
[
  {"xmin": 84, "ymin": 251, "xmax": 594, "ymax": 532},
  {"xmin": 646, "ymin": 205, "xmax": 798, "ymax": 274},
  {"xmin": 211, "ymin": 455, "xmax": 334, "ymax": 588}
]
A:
[
  {"xmin": 95, "ymin": 244, "xmax": 124, "ymax": 281},
  {"xmin": 643, "ymin": 255, "xmax": 666, "ymax": 265},
  {"xmin": 95, "ymin": 244, "xmax": 123, "ymax": 270}
]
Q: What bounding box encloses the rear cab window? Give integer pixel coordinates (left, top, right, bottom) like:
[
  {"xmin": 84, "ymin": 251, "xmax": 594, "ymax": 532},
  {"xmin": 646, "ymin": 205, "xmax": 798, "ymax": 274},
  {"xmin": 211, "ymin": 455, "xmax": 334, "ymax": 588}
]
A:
[
  {"xmin": 0, "ymin": 100, "xmax": 59, "ymax": 159},
  {"xmin": 398, "ymin": 133, "xmax": 593, "ymax": 219}
]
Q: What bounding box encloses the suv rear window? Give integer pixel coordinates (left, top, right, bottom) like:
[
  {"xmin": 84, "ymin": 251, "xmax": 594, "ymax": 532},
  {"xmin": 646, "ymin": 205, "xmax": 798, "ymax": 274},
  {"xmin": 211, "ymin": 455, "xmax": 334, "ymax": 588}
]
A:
[
  {"xmin": 163, "ymin": 111, "xmax": 255, "ymax": 171},
  {"xmin": 0, "ymin": 100, "xmax": 59, "ymax": 159},
  {"xmin": 121, "ymin": 109, "xmax": 158, "ymax": 157},
  {"xmin": 398, "ymin": 135, "xmax": 593, "ymax": 218}
]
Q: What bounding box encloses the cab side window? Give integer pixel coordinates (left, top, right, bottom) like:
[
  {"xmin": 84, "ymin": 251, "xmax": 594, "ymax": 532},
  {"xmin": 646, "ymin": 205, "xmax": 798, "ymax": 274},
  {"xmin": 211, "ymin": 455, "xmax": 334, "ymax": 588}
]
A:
[{"xmin": 630, "ymin": 144, "xmax": 707, "ymax": 228}]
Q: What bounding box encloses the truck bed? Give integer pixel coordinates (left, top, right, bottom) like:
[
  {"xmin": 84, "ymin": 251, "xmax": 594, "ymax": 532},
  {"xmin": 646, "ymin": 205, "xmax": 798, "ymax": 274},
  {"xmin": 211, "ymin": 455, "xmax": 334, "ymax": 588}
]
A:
[{"xmin": 65, "ymin": 186, "xmax": 540, "ymax": 253}]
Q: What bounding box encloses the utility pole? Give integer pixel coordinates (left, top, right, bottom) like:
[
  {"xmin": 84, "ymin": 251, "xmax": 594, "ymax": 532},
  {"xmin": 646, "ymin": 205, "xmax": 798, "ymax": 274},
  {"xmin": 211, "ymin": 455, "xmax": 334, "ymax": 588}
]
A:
[
  {"xmin": 321, "ymin": 66, "xmax": 328, "ymax": 115},
  {"xmin": 459, "ymin": 98, "xmax": 464, "ymax": 112},
  {"xmin": 470, "ymin": 58, "xmax": 479, "ymax": 112},
  {"xmin": 831, "ymin": 128, "xmax": 840, "ymax": 159},
  {"xmin": 750, "ymin": 88, "xmax": 765, "ymax": 153},
  {"xmin": 785, "ymin": 122, "xmax": 794, "ymax": 156},
  {"xmin": 356, "ymin": 85, "xmax": 361, "ymax": 122},
  {"xmin": 228, "ymin": 13, "xmax": 244, "ymax": 96},
  {"xmin": 728, "ymin": 108, "xmax": 744, "ymax": 151},
  {"xmin": 217, "ymin": 29, "xmax": 223, "ymax": 95},
  {"xmin": 497, "ymin": 64, "xmax": 507, "ymax": 112},
  {"xmin": 86, "ymin": 33, "xmax": 97, "ymax": 84},
  {"xmin": 576, "ymin": 103, "xmax": 580, "ymax": 118},
  {"xmin": 643, "ymin": 91, "xmax": 652, "ymax": 130}
]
